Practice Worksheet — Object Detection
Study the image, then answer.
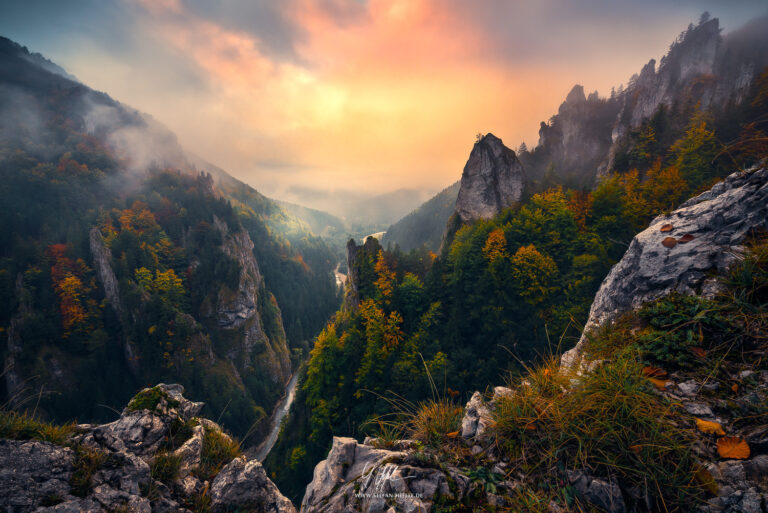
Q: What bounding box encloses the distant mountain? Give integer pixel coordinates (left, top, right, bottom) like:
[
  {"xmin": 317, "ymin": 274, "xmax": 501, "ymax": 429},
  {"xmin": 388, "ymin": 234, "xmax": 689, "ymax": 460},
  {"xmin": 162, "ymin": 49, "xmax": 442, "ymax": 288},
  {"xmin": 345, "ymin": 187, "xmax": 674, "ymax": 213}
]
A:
[
  {"xmin": 381, "ymin": 181, "xmax": 459, "ymax": 252},
  {"xmin": 520, "ymin": 14, "xmax": 768, "ymax": 189},
  {"xmin": 0, "ymin": 35, "xmax": 339, "ymax": 441}
]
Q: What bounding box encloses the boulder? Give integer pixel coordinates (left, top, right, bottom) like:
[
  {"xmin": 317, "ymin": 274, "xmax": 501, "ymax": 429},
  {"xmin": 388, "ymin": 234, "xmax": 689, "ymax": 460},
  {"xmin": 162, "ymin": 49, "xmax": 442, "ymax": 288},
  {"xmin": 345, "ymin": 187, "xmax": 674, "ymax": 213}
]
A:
[
  {"xmin": 210, "ymin": 456, "xmax": 296, "ymax": 513},
  {"xmin": 562, "ymin": 167, "xmax": 768, "ymax": 370}
]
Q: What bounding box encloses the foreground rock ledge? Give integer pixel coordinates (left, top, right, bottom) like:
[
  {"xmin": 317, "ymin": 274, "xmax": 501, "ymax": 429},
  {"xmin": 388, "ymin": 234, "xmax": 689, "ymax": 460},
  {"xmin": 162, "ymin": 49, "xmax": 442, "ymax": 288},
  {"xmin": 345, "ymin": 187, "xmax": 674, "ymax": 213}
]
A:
[
  {"xmin": 562, "ymin": 167, "xmax": 768, "ymax": 370},
  {"xmin": 0, "ymin": 384, "xmax": 295, "ymax": 513}
]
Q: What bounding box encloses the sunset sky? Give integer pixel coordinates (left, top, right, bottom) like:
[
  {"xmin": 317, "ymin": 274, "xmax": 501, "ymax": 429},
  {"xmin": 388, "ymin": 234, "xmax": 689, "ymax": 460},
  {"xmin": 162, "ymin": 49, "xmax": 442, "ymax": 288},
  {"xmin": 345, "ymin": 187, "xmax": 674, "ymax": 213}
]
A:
[{"xmin": 1, "ymin": 0, "xmax": 766, "ymax": 208}]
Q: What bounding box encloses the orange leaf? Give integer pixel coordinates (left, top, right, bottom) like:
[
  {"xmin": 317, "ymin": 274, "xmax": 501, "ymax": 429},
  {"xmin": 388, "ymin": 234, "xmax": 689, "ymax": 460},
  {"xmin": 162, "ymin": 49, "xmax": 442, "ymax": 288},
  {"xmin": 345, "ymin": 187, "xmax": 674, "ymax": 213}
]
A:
[
  {"xmin": 693, "ymin": 464, "xmax": 719, "ymax": 495},
  {"xmin": 717, "ymin": 436, "xmax": 750, "ymax": 459},
  {"xmin": 648, "ymin": 377, "xmax": 670, "ymax": 390},
  {"xmin": 660, "ymin": 224, "xmax": 674, "ymax": 232},
  {"xmin": 691, "ymin": 347, "xmax": 707, "ymax": 358},
  {"xmin": 523, "ymin": 422, "xmax": 537, "ymax": 431},
  {"xmin": 642, "ymin": 366, "xmax": 667, "ymax": 378},
  {"xmin": 731, "ymin": 383, "xmax": 739, "ymax": 393},
  {"xmin": 678, "ymin": 234, "xmax": 695, "ymax": 243},
  {"xmin": 662, "ymin": 237, "xmax": 677, "ymax": 248},
  {"xmin": 696, "ymin": 418, "xmax": 726, "ymax": 436},
  {"xmin": 446, "ymin": 431, "xmax": 459, "ymax": 438}
]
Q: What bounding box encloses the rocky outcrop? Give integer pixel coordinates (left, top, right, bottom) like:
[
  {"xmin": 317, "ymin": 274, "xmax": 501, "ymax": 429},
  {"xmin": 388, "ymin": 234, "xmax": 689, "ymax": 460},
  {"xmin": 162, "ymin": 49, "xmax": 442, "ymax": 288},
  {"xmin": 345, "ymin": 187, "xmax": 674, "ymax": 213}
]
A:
[
  {"xmin": 89, "ymin": 227, "xmax": 141, "ymax": 373},
  {"xmin": 528, "ymin": 85, "xmax": 620, "ymax": 186},
  {"xmin": 0, "ymin": 384, "xmax": 295, "ymax": 513},
  {"xmin": 301, "ymin": 437, "xmax": 454, "ymax": 513},
  {"xmin": 562, "ymin": 167, "xmax": 768, "ymax": 370},
  {"xmin": 210, "ymin": 457, "xmax": 296, "ymax": 513},
  {"xmin": 210, "ymin": 215, "xmax": 291, "ymax": 385},
  {"xmin": 454, "ymin": 133, "xmax": 526, "ymax": 223}
]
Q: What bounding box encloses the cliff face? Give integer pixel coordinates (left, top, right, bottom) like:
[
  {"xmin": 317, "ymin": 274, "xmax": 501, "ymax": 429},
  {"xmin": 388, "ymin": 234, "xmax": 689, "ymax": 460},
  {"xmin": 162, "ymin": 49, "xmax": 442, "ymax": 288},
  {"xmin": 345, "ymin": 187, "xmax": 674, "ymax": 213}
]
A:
[
  {"xmin": 562, "ymin": 166, "xmax": 768, "ymax": 370},
  {"xmin": 520, "ymin": 16, "xmax": 768, "ymax": 185},
  {"xmin": 526, "ymin": 85, "xmax": 620, "ymax": 187},
  {"xmin": 0, "ymin": 384, "xmax": 295, "ymax": 513},
  {"xmin": 210, "ymin": 215, "xmax": 291, "ymax": 386},
  {"xmin": 454, "ymin": 133, "xmax": 526, "ymax": 223}
]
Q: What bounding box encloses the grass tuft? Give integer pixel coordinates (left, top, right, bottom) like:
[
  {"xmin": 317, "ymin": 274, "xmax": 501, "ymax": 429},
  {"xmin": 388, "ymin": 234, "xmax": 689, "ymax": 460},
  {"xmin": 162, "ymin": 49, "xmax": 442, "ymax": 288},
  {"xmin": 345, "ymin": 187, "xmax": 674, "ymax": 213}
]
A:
[
  {"xmin": 0, "ymin": 409, "xmax": 74, "ymax": 445},
  {"xmin": 192, "ymin": 426, "xmax": 241, "ymax": 482},
  {"xmin": 70, "ymin": 444, "xmax": 109, "ymax": 497},
  {"xmin": 151, "ymin": 450, "xmax": 183, "ymax": 484}
]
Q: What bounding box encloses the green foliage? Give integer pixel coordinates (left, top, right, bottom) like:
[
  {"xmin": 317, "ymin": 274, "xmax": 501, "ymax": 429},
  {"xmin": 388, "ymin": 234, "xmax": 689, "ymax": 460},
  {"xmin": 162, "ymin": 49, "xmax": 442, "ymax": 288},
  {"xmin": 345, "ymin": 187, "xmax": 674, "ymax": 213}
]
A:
[
  {"xmin": 126, "ymin": 386, "xmax": 179, "ymax": 413},
  {"xmin": 635, "ymin": 294, "xmax": 737, "ymax": 368}
]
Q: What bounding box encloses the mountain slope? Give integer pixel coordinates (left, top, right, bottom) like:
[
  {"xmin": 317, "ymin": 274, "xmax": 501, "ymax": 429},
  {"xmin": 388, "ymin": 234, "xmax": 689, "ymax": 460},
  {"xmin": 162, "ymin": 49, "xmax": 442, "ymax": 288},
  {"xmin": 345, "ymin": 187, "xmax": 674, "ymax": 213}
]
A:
[
  {"xmin": 300, "ymin": 168, "xmax": 768, "ymax": 513},
  {"xmin": 0, "ymin": 35, "xmax": 339, "ymax": 441},
  {"xmin": 381, "ymin": 181, "xmax": 459, "ymax": 252}
]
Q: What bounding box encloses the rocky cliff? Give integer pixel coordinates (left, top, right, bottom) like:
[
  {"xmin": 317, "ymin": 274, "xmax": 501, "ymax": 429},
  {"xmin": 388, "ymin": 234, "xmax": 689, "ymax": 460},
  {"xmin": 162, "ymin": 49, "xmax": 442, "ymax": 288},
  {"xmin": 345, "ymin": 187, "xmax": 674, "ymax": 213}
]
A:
[
  {"xmin": 454, "ymin": 133, "xmax": 526, "ymax": 223},
  {"xmin": 208, "ymin": 215, "xmax": 291, "ymax": 386},
  {"xmin": 519, "ymin": 15, "xmax": 768, "ymax": 186},
  {"xmin": 562, "ymin": 166, "xmax": 768, "ymax": 370},
  {"xmin": 0, "ymin": 384, "xmax": 295, "ymax": 513}
]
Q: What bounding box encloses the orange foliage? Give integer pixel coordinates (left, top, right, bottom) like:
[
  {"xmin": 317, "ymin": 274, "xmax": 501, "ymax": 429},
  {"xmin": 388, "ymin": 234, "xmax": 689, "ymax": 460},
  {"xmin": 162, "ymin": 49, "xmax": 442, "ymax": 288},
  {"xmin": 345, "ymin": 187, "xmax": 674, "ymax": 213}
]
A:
[
  {"xmin": 374, "ymin": 250, "xmax": 396, "ymax": 304},
  {"xmin": 46, "ymin": 244, "xmax": 95, "ymax": 336},
  {"xmin": 482, "ymin": 228, "xmax": 507, "ymax": 262},
  {"xmin": 566, "ymin": 190, "xmax": 591, "ymax": 231}
]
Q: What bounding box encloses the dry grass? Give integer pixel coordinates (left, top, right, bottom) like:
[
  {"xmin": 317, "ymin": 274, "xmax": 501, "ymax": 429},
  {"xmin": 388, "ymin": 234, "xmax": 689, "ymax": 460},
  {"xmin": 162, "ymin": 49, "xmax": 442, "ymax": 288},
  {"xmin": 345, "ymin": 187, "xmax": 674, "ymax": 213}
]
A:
[{"xmin": 491, "ymin": 354, "xmax": 702, "ymax": 511}]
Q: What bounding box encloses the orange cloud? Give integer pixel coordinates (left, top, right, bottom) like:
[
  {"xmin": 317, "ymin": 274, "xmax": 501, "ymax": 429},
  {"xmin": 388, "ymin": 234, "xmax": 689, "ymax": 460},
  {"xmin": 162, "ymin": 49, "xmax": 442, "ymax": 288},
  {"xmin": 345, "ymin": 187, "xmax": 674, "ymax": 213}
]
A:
[{"xmin": 124, "ymin": 0, "xmax": 649, "ymax": 201}]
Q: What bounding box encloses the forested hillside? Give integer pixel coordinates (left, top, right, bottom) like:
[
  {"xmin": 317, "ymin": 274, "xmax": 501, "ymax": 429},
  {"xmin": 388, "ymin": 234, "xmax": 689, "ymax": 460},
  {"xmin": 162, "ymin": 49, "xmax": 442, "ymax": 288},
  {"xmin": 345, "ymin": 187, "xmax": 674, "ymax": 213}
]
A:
[
  {"xmin": 0, "ymin": 36, "xmax": 339, "ymax": 442},
  {"xmin": 266, "ymin": 18, "xmax": 768, "ymax": 500}
]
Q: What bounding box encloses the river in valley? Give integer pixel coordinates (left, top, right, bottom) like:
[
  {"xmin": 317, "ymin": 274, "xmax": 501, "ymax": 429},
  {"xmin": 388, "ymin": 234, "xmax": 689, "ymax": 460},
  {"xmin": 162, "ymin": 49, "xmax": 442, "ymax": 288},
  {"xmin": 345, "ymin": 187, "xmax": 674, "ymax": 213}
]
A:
[{"xmin": 252, "ymin": 370, "xmax": 301, "ymax": 461}]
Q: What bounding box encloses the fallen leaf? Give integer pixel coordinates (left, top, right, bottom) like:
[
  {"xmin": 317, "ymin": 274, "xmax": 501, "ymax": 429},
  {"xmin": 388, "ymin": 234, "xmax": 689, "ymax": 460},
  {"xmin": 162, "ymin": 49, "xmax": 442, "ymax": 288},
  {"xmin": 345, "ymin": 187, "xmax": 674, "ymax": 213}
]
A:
[
  {"xmin": 696, "ymin": 418, "xmax": 726, "ymax": 436},
  {"xmin": 523, "ymin": 422, "xmax": 537, "ymax": 431},
  {"xmin": 693, "ymin": 464, "xmax": 719, "ymax": 494},
  {"xmin": 691, "ymin": 347, "xmax": 707, "ymax": 358},
  {"xmin": 660, "ymin": 224, "xmax": 674, "ymax": 232},
  {"xmin": 731, "ymin": 383, "xmax": 739, "ymax": 393},
  {"xmin": 446, "ymin": 431, "xmax": 459, "ymax": 438},
  {"xmin": 662, "ymin": 237, "xmax": 677, "ymax": 248},
  {"xmin": 717, "ymin": 436, "xmax": 750, "ymax": 459},
  {"xmin": 648, "ymin": 377, "xmax": 670, "ymax": 390},
  {"xmin": 642, "ymin": 366, "xmax": 668, "ymax": 378},
  {"xmin": 629, "ymin": 444, "xmax": 642, "ymax": 454},
  {"xmin": 678, "ymin": 234, "xmax": 695, "ymax": 243}
]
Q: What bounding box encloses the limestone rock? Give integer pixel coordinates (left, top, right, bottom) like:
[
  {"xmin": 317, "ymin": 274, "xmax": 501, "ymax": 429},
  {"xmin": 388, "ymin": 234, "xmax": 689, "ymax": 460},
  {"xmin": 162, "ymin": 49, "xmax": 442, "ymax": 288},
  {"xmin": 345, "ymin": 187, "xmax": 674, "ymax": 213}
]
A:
[
  {"xmin": 0, "ymin": 384, "xmax": 291, "ymax": 513},
  {"xmin": 0, "ymin": 440, "xmax": 74, "ymax": 510},
  {"xmin": 210, "ymin": 456, "xmax": 296, "ymax": 513},
  {"xmin": 562, "ymin": 167, "xmax": 768, "ymax": 370},
  {"xmin": 454, "ymin": 133, "xmax": 526, "ymax": 223}
]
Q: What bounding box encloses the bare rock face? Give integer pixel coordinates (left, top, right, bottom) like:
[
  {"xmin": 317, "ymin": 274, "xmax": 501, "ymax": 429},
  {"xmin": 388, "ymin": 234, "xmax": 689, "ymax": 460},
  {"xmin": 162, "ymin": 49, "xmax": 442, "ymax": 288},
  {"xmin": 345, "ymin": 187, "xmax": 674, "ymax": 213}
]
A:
[
  {"xmin": 454, "ymin": 133, "xmax": 526, "ymax": 223},
  {"xmin": 562, "ymin": 167, "xmax": 768, "ymax": 370},
  {"xmin": 0, "ymin": 384, "xmax": 294, "ymax": 513},
  {"xmin": 211, "ymin": 215, "xmax": 291, "ymax": 385},
  {"xmin": 210, "ymin": 457, "xmax": 296, "ymax": 513}
]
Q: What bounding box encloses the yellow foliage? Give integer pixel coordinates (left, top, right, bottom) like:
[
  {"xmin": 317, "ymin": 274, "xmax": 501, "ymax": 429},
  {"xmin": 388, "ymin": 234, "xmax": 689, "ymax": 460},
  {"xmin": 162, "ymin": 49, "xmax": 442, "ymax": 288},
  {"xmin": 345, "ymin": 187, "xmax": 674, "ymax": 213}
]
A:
[{"xmin": 482, "ymin": 228, "xmax": 507, "ymax": 262}]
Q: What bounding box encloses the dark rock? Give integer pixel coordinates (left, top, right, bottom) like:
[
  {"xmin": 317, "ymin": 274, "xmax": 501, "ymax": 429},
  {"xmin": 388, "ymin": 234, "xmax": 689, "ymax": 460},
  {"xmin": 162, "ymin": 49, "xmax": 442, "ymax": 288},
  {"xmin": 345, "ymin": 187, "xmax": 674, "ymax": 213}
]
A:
[
  {"xmin": 454, "ymin": 133, "xmax": 526, "ymax": 223},
  {"xmin": 210, "ymin": 456, "xmax": 295, "ymax": 513}
]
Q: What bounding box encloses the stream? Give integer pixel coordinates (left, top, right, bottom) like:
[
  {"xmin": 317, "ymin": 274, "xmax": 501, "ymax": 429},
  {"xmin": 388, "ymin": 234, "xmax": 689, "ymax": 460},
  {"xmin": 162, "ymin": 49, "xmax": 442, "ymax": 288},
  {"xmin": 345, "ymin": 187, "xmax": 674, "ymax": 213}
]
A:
[{"xmin": 253, "ymin": 371, "xmax": 301, "ymax": 461}]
